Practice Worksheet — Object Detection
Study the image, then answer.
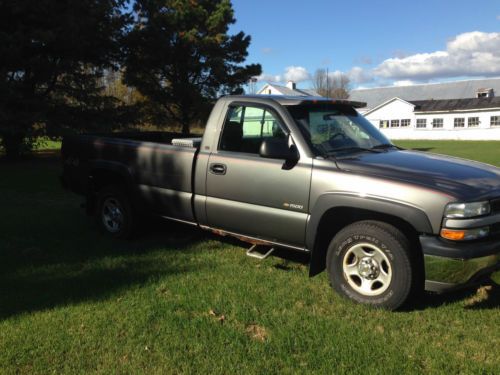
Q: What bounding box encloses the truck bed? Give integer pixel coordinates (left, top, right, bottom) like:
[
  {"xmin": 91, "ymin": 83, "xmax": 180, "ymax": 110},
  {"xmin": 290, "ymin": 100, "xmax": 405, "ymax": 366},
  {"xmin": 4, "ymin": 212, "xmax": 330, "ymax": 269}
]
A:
[{"xmin": 61, "ymin": 131, "xmax": 202, "ymax": 222}]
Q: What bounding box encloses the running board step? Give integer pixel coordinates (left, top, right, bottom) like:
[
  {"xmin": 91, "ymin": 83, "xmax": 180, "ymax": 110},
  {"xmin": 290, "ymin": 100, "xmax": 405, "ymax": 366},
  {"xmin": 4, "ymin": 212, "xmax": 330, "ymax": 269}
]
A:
[{"xmin": 246, "ymin": 245, "xmax": 275, "ymax": 260}]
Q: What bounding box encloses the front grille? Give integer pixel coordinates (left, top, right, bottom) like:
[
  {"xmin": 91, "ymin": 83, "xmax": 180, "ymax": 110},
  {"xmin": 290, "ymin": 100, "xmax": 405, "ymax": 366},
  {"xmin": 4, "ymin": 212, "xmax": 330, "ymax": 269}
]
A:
[
  {"xmin": 490, "ymin": 198, "xmax": 500, "ymax": 213},
  {"xmin": 490, "ymin": 222, "xmax": 500, "ymax": 238}
]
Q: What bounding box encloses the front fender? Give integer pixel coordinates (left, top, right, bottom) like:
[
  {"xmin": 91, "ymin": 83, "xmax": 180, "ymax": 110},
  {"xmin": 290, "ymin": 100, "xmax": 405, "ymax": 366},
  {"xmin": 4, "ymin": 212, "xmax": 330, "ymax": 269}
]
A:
[{"xmin": 307, "ymin": 193, "xmax": 433, "ymax": 276}]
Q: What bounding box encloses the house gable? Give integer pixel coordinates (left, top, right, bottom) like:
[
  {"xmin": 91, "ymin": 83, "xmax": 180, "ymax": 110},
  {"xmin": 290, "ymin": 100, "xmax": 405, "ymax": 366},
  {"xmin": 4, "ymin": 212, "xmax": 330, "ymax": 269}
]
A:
[{"xmin": 364, "ymin": 97, "xmax": 415, "ymax": 117}]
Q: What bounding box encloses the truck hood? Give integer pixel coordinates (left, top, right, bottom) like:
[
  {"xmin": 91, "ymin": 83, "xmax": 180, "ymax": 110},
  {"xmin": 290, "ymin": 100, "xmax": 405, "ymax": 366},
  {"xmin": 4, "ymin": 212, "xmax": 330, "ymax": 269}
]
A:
[{"xmin": 335, "ymin": 150, "xmax": 500, "ymax": 200}]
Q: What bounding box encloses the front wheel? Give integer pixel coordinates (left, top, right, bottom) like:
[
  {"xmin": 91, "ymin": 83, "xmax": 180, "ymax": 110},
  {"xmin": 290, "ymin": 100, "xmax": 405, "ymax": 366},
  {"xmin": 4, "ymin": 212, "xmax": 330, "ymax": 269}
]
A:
[{"xmin": 326, "ymin": 220, "xmax": 419, "ymax": 310}]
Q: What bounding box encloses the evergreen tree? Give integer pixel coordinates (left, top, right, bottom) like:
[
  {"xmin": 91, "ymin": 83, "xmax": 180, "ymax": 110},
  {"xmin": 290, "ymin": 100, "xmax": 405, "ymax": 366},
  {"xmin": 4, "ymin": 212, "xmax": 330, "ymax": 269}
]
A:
[
  {"xmin": 0, "ymin": 0, "xmax": 129, "ymax": 159},
  {"xmin": 123, "ymin": 0, "xmax": 261, "ymax": 133}
]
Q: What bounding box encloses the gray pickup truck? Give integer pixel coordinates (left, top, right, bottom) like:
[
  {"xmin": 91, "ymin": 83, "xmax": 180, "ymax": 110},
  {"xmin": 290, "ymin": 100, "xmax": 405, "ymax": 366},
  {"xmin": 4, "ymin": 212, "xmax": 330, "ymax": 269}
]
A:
[{"xmin": 61, "ymin": 95, "xmax": 500, "ymax": 309}]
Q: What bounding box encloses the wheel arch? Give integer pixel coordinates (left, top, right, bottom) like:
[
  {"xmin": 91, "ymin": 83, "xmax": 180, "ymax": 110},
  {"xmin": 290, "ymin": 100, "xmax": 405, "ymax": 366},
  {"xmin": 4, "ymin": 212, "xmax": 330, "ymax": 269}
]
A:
[
  {"xmin": 89, "ymin": 160, "xmax": 134, "ymax": 189},
  {"xmin": 86, "ymin": 160, "xmax": 135, "ymax": 214},
  {"xmin": 307, "ymin": 194, "xmax": 432, "ymax": 277}
]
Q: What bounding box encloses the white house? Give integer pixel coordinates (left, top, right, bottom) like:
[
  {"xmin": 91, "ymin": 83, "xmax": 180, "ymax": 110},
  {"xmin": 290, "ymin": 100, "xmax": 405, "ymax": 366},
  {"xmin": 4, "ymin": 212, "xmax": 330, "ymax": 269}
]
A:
[
  {"xmin": 257, "ymin": 81, "xmax": 319, "ymax": 96},
  {"xmin": 350, "ymin": 78, "xmax": 500, "ymax": 140},
  {"xmin": 363, "ymin": 96, "xmax": 500, "ymax": 140}
]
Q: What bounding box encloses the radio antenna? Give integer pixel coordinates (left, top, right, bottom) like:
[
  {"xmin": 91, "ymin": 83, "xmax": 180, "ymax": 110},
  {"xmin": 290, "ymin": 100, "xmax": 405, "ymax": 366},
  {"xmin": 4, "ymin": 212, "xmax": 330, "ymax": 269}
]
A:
[{"xmin": 326, "ymin": 68, "xmax": 329, "ymax": 99}]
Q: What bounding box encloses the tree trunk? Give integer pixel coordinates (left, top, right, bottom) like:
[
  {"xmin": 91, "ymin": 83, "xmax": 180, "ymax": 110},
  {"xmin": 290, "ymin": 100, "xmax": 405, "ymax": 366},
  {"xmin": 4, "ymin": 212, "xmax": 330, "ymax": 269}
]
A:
[{"xmin": 181, "ymin": 122, "xmax": 190, "ymax": 134}]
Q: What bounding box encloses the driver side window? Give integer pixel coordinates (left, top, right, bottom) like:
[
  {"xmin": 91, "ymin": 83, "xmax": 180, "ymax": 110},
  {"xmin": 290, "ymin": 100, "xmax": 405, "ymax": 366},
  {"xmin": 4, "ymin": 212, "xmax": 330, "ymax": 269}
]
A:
[{"xmin": 219, "ymin": 105, "xmax": 286, "ymax": 154}]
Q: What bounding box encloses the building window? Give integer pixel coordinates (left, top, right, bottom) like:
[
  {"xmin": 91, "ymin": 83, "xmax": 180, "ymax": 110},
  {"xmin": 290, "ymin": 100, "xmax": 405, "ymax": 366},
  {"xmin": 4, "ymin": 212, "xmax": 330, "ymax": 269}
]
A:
[
  {"xmin": 468, "ymin": 117, "xmax": 479, "ymax": 127},
  {"xmin": 477, "ymin": 88, "xmax": 494, "ymax": 98},
  {"xmin": 416, "ymin": 119, "xmax": 427, "ymax": 128},
  {"xmin": 390, "ymin": 120, "xmax": 400, "ymax": 128},
  {"xmin": 432, "ymin": 118, "xmax": 443, "ymax": 128},
  {"xmin": 401, "ymin": 119, "xmax": 411, "ymax": 127},
  {"xmin": 379, "ymin": 120, "xmax": 389, "ymax": 128},
  {"xmin": 454, "ymin": 118, "xmax": 465, "ymax": 128},
  {"xmin": 268, "ymin": 89, "xmax": 272, "ymax": 94},
  {"xmin": 491, "ymin": 116, "xmax": 500, "ymax": 127}
]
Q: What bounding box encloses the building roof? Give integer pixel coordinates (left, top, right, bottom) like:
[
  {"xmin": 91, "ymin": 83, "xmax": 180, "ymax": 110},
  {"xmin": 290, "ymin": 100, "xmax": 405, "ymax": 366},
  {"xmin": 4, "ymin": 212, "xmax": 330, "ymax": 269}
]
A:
[
  {"xmin": 350, "ymin": 78, "xmax": 500, "ymax": 110},
  {"xmin": 410, "ymin": 97, "xmax": 500, "ymax": 112},
  {"xmin": 257, "ymin": 83, "xmax": 320, "ymax": 97}
]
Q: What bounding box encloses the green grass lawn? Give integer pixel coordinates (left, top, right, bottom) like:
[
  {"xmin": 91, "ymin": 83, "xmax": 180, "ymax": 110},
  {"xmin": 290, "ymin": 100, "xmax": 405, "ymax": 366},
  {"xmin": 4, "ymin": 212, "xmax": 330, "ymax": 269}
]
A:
[
  {"xmin": 0, "ymin": 142, "xmax": 499, "ymax": 374},
  {"xmin": 35, "ymin": 137, "xmax": 62, "ymax": 151},
  {"xmin": 395, "ymin": 140, "xmax": 500, "ymax": 167},
  {"xmin": 0, "ymin": 137, "xmax": 62, "ymax": 157}
]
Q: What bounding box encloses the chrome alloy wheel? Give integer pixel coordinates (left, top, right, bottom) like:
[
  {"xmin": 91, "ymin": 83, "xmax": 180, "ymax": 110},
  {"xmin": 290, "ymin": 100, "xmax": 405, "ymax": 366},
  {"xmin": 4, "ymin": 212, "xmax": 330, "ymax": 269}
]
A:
[
  {"xmin": 101, "ymin": 198, "xmax": 124, "ymax": 233},
  {"xmin": 342, "ymin": 242, "xmax": 393, "ymax": 296}
]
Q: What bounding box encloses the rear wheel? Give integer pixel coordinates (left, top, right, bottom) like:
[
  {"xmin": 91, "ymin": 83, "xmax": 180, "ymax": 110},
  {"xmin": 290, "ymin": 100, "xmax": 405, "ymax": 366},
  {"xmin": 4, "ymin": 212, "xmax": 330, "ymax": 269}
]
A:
[
  {"xmin": 326, "ymin": 220, "xmax": 418, "ymax": 310},
  {"xmin": 97, "ymin": 185, "xmax": 135, "ymax": 238}
]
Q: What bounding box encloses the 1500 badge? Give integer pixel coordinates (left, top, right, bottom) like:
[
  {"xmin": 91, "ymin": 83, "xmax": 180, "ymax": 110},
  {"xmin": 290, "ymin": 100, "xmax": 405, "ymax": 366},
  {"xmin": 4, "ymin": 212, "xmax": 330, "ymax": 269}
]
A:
[{"xmin": 283, "ymin": 202, "xmax": 304, "ymax": 210}]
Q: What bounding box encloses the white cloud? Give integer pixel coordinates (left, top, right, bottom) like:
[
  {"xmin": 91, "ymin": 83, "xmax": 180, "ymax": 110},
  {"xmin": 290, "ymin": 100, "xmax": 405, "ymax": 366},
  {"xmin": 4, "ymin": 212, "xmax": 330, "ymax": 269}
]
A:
[
  {"xmin": 261, "ymin": 47, "xmax": 273, "ymax": 55},
  {"xmin": 283, "ymin": 66, "xmax": 311, "ymax": 82},
  {"xmin": 448, "ymin": 31, "xmax": 500, "ymax": 54},
  {"xmin": 497, "ymin": 15, "xmax": 500, "ymax": 20},
  {"xmin": 347, "ymin": 66, "xmax": 373, "ymax": 84},
  {"xmin": 374, "ymin": 31, "xmax": 500, "ymax": 81},
  {"xmin": 256, "ymin": 73, "xmax": 281, "ymax": 82},
  {"xmin": 257, "ymin": 66, "xmax": 311, "ymax": 83}
]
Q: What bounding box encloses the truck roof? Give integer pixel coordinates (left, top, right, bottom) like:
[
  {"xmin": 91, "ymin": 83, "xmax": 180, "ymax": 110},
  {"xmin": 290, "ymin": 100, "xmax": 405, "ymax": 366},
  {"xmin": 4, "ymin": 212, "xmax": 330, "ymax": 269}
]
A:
[{"xmin": 222, "ymin": 95, "xmax": 367, "ymax": 109}]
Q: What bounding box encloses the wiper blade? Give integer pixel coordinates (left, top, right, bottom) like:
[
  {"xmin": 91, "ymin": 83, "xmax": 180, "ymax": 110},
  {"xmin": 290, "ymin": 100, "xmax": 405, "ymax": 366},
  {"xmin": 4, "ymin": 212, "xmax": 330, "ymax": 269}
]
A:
[
  {"xmin": 373, "ymin": 143, "xmax": 405, "ymax": 150},
  {"xmin": 329, "ymin": 146, "xmax": 381, "ymax": 154},
  {"xmin": 371, "ymin": 143, "xmax": 395, "ymax": 149}
]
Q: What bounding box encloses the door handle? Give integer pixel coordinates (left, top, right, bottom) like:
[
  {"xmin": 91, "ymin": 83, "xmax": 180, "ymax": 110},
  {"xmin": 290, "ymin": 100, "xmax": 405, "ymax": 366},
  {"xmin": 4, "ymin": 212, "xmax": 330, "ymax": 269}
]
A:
[{"xmin": 209, "ymin": 163, "xmax": 227, "ymax": 175}]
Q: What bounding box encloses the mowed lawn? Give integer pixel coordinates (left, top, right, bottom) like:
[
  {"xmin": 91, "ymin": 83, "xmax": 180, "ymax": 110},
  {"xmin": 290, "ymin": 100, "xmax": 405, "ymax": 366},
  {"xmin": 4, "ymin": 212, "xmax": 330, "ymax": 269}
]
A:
[
  {"xmin": 395, "ymin": 140, "xmax": 500, "ymax": 166},
  {"xmin": 0, "ymin": 141, "xmax": 499, "ymax": 374}
]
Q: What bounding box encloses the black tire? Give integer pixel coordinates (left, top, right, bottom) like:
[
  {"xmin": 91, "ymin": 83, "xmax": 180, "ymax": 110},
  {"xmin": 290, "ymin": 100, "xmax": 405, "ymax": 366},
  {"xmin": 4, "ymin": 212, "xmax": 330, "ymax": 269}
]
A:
[
  {"xmin": 96, "ymin": 185, "xmax": 135, "ymax": 239},
  {"xmin": 326, "ymin": 220, "xmax": 419, "ymax": 310}
]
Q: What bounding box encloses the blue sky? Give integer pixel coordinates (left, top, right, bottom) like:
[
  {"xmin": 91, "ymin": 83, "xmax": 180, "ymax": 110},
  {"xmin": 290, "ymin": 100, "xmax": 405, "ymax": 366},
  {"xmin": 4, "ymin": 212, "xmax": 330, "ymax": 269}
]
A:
[{"xmin": 230, "ymin": 0, "xmax": 500, "ymax": 89}]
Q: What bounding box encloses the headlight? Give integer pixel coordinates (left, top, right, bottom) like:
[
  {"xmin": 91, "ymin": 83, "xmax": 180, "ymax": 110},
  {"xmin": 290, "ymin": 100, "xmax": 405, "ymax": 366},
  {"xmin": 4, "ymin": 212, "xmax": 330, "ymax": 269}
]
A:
[{"xmin": 444, "ymin": 201, "xmax": 490, "ymax": 218}]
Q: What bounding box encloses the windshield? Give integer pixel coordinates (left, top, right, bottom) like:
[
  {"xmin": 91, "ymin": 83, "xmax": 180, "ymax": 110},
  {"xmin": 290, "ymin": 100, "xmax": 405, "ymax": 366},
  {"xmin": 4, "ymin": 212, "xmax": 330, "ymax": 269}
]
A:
[{"xmin": 286, "ymin": 104, "xmax": 393, "ymax": 156}]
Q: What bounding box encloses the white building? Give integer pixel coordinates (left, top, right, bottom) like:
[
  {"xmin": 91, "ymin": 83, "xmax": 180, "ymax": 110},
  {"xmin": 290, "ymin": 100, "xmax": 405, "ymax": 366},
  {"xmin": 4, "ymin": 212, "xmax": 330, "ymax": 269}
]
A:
[
  {"xmin": 350, "ymin": 78, "xmax": 500, "ymax": 140},
  {"xmin": 257, "ymin": 81, "xmax": 319, "ymax": 96},
  {"xmin": 363, "ymin": 96, "xmax": 500, "ymax": 140}
]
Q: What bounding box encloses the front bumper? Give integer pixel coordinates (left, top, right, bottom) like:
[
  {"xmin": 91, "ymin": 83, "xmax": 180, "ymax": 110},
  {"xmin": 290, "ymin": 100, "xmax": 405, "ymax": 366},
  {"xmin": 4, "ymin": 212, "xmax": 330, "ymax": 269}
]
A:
[{"xmin": 420, "ymin": 235, "xmax": 500, "ymax": 292}]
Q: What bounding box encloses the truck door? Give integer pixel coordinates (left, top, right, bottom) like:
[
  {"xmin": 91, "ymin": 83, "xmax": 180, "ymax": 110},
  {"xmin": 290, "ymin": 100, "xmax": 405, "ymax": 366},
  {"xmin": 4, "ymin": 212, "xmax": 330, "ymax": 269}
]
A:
[{"xmin": 205, "ymin": 103, "xmax": 312, "ymax": 248}]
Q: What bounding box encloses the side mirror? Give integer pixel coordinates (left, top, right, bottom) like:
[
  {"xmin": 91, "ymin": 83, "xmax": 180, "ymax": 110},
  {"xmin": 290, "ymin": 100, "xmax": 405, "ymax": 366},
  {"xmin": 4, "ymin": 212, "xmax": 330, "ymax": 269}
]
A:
[{"xmin": 259, "ymin": 138, "xmax": 298, "ymax": 161}]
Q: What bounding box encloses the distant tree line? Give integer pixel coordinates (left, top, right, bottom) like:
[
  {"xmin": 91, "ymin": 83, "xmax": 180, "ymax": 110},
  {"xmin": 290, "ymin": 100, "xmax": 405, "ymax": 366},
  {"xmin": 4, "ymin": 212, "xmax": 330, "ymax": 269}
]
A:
[{"xmin": 0, "ymin": 0, "xmax": 261, "ymax": 159}]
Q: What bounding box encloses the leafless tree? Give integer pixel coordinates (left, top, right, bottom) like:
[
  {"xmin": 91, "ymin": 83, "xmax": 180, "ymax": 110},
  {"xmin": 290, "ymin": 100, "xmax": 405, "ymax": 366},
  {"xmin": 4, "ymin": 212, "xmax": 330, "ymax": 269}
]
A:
[{"xmin": 312, "ymin": 69, "xmax": 350, "ymax": 99}]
